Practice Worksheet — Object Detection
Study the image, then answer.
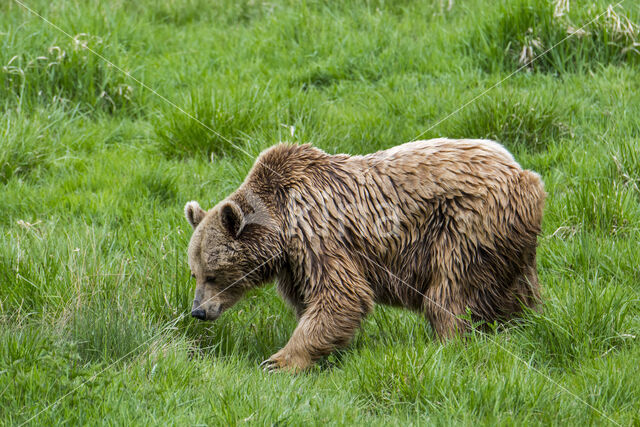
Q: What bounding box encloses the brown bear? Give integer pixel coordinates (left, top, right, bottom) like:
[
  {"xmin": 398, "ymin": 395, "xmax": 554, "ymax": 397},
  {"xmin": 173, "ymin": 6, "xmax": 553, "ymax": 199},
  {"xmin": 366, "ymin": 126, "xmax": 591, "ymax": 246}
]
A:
[{"xmin": 184, "ymin": 138, "xmax": 545, "ymax": 372}]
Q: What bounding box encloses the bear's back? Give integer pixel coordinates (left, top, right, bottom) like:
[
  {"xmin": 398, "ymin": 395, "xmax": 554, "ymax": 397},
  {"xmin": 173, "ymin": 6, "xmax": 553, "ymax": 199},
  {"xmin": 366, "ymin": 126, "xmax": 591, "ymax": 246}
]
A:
[
  {"xmin": 328, "ymin": 139, "xmax": 531, "ymax": 223},
  {"xmin": 360, "ymin": 138, "xmax": 523, "ymax": 196}
]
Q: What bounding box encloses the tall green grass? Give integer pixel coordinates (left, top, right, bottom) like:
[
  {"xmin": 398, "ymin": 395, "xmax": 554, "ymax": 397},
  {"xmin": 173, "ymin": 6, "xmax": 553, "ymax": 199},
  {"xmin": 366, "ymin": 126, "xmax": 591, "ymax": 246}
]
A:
[
  {"xmin": 2, "ymin": 0, "xmax": 640, "ymax": 425},
  {"xmin": 0, "ymin": 108, "xmax": 68, "ymax": 183},
  {"xmin": 467, "ymin": 0, "xmax": 640, "ymax": 73},
  {"xmin": 1, "ymin": 32, "xmax": 138, "ymax": 114},
  {"xmin": 444, "ymin": 89, "xmax": 571, "ymax": 152}
]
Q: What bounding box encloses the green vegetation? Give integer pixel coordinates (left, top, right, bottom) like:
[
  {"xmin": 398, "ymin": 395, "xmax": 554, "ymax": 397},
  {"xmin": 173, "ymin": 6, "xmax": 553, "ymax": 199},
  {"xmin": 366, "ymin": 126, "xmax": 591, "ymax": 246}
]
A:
[
  {"xmin": 1, "ymin": 0, "xmax": 639, "ymax": 424},
  {"xmin": 468, "ymin": 0, "xmax": 640, "ymax": 73}
]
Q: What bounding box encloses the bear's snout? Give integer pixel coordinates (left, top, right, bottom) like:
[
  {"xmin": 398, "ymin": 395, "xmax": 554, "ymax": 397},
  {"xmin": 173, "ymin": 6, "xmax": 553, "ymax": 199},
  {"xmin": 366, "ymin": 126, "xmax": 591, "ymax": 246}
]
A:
[
  {"xmin": 191, "ymin": 307, "xmax": 206, "ymax": 320},
  {"xmin": 191, "ymin": 299, "xmax": 223, "ymax": 321}
]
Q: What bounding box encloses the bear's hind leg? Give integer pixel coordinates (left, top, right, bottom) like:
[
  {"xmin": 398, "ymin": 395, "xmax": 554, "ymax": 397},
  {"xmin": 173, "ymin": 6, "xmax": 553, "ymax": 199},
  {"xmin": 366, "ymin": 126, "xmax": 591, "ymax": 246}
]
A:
[
  {"xmin": 423, "ymin": 279, "xmax": 470, "ymax": 340},
  {"xmin": 513, "ymin": 256, "xmax": 541, "ymax": 313}
]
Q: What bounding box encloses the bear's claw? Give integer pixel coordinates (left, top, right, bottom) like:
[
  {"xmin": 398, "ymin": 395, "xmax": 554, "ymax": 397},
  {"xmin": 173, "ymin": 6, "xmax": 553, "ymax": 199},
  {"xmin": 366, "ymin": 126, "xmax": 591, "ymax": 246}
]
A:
[
  {"xmin": 260, "ymin": 357, "xmax": 281, "ymax": 373},
  {"xmin": 260, "ymin": 350, "xmax": 312, "ymax": 373},
  {"xmin": 260, "ymin": 359, "xmax": 276, "ymax": 372}
]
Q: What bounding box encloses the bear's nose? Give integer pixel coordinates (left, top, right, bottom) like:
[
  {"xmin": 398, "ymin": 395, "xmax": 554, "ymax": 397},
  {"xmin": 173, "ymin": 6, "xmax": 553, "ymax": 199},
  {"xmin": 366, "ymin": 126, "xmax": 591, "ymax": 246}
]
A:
[{"xmin": 191, "ymin": 308, "xmax": 207, "ymax": 320}]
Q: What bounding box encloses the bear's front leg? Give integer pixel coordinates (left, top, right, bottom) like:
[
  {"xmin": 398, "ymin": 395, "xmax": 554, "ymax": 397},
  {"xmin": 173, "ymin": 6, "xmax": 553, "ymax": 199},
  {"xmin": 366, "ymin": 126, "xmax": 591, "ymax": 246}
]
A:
[
  {"xmin": 259, "ymin": 324, "xmax": 313, "ymax": 372},
  {"xmin": 261, "ymin": 292, "xmax": 371, "ymax": 373}
]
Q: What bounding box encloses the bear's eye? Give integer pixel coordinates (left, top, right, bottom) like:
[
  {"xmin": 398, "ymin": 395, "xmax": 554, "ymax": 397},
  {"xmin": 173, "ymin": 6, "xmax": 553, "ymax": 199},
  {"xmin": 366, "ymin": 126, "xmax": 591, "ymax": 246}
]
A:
[
  {"xmin": 190, "ymin": 273, "xmax": 195, "ymax": 279},
  {"xmin": 206, "ymin": 276, "xmax": 215, "ymax": 283}
]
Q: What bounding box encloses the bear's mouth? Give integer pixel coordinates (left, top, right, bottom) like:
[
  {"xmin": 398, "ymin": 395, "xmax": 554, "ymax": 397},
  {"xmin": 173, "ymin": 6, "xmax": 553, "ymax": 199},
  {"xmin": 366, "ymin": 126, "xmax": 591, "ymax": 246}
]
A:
[{"xmin": 191, "ymin": 301, "xmax": 223, "ymax": 321}]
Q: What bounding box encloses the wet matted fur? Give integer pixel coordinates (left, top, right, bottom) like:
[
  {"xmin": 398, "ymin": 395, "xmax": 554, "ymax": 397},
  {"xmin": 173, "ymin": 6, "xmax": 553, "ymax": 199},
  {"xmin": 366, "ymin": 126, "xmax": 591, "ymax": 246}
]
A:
[{"xmin": 184, "ymin": 138, "xmax": 546, "ymax": 371}]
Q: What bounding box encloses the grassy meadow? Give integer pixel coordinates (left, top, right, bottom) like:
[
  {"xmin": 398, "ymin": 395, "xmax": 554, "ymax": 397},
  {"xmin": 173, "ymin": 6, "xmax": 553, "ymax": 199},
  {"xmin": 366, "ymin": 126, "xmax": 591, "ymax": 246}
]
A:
[{"xmin": 2, "ymin": 0, "xmax": 640, "ymax": 424}]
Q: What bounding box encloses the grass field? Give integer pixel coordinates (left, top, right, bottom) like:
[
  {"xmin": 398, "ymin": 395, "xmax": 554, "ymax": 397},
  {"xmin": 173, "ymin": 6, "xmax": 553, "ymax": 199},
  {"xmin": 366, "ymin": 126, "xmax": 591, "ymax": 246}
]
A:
[{"xmin": 2, "ymin": 0, "xmax": 640, "ymax": 424}]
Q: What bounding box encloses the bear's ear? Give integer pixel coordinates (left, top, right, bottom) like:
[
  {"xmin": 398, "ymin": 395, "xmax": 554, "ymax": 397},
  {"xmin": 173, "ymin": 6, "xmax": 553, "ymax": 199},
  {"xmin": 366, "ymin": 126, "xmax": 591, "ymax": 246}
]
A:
[
  {"xmin": 184, "ymin": 201, "xmax": 206, "ymax": 230},
  {"xmin": 220, "ymin": 201, "xmax": 245, "ymax": 238}
]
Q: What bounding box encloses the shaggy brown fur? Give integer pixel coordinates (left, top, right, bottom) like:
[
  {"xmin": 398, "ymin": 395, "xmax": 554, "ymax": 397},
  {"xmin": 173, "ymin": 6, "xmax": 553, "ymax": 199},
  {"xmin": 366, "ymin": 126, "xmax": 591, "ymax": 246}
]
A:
[{"xmin": 184, "ymin": 138, "xmax": 545, "ymax": 371}]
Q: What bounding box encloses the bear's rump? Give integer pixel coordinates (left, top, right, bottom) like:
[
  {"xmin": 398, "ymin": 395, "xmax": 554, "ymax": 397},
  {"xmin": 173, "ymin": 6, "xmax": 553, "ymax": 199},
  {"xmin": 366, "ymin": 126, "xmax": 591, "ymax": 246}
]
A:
[{"xmin": 364, "ymin": 172, "xmax": 543, "ymax": 319}]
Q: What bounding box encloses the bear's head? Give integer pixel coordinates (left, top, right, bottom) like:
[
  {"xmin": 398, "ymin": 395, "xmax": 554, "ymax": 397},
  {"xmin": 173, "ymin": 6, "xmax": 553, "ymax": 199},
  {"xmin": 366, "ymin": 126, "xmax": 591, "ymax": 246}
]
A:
[{"xmin": 184, "ymin": 197, "xmax": 281, "ymax": 321}]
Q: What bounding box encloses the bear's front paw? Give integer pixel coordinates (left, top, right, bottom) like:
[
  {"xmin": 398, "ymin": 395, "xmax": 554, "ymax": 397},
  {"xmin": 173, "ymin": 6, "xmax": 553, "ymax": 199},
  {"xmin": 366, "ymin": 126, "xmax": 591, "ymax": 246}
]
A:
[{"xmin": 260, "ymin": 349, "xmax": 312, "ymax": 373}]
